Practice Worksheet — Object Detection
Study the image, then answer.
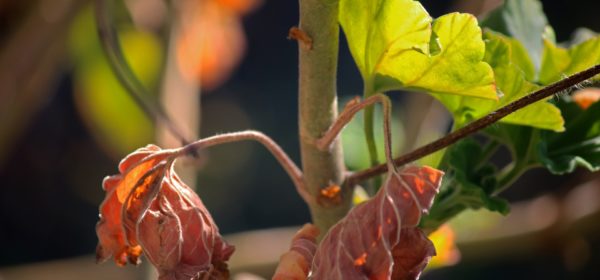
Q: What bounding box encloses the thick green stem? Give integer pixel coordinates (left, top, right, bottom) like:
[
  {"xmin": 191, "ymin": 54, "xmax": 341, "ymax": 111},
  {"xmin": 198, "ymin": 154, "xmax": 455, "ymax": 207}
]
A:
[{"xmin": 298, "ymin": 0, "xmax": 349, "ymax": 235}]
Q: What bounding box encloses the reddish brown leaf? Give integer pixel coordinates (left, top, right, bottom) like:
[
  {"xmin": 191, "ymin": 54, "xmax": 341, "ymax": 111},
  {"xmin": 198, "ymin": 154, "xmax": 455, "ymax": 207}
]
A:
[
  {"xmin": 96, "ymin": 145, "xmax": 234, "ymax": 280},
  {"xmin": 273, "ymin": 224, "xmax": 320, "ymax": 280},
  {"xmin": 391, "ymin": 228, "xmax": 435, "ymax": 280},
  {"xmin": 310, "ymin": 166, "xmax": 443, "ymax": 280}
]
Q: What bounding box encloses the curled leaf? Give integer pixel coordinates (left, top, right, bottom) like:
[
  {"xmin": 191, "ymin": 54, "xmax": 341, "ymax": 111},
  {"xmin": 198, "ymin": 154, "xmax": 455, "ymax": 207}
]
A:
[
  {"xmin": 96, "ymin": 145, "xmax": 234, "ymax": 279},
  {"xmin": 310, "ymin": 166, "xmax": 443, "ymax": 279},
  {"xmin": 391, "ymin": 228, "xmax": 435, "ymax": 280},
  {"xmin": 273, "ymin": 224, "xmax": 320, "ymax": 280}
]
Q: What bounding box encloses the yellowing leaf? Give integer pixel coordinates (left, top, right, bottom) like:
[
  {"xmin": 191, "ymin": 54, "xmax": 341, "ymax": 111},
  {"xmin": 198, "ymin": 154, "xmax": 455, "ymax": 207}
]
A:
[
  {"xmin": 340, "ymin": 0, "xmax": 497, "ymax": 100},
  {"xmin": 433, "ymin": 31, "xmax": 564, "ymax": 131},
  {"xmin": 539, "ymin": 37, "xmax": 600, "ymax": 85},
  {"xmin": 377, "ymin": 13, "xmax": 497, "ymax": 100},
  {"xmin": 339, "ymin": 0, "xmax": 431, "ymax": 79}
]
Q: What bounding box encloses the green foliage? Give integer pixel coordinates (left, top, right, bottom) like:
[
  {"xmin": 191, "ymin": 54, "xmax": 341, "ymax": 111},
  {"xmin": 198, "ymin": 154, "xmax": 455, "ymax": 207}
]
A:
[
  {"xmin": 339, "ymin": 0, "xmax": 497, "ymax": 99},
  {"xmin": 539, "ymin": 37, "xmax": 600, "ymax": 84},
  {"xmin": 432, "ymin": 31, "xmax": 564, "ymax": 131},
  {"xmin": 421, "ymin": 139, "xmax": 510, "ymax": 230},
  {"xmin": 339, "ymin": 0, "xmax": 600, "ymax": 231},
  {"xmin": 480, "ymin": 0, "xmax": 550, "ymax": 71},
  {"xmin": 538, "ymin": 98, "xmax": 600, "ymax": 174},
  {"xmin": 339, "ymin": 0, "xmax": 497, "ymax": 173}
]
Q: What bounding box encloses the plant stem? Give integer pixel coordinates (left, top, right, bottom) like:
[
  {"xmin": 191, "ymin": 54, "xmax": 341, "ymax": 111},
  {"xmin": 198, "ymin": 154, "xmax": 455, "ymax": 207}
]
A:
[
  {"xmin": 348, "ymin": 64, "xmax": 600, "ymax": 184},
  {"xmin": 298, "ymin": 0, "xmax": 349, "ymax": 235},
  {"xmin": 94, "ymin": 0, "xmax": 189, "ymax": 145},
  {"xmin": 176, "ymin": 131, "xmax": 310, "ymax": 203},
  {"xmin": 494, "ymin": 162, "xmax": 528, "ymax": 196},
  {"xmin": 316, "ymin": 95, "xmax": 389, "ymax": 151},
  {"xmin": 363, "ymin": 80, "xmax": 379, "ymax": 168}
]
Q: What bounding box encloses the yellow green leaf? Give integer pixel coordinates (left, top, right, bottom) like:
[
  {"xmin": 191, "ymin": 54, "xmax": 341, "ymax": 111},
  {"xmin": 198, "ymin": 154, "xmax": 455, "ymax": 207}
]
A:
[
  {"xmin": 376, "ymin": 13, "xmax": 497, "ymax": 100},
  {"xmin": 339, "ymin": 0, "xmax": 432, "ymax": 79},
  {"xmin": 433, "ymin": 31, "xmax": 564, "ymax": 131},
  {"xmin": 539, "ymin": 37, "xmax": 600, "ymax": 85}
]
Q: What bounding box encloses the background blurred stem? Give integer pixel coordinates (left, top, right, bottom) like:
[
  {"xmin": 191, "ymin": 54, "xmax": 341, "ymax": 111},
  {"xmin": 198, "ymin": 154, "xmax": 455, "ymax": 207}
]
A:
[{"xmin": 94, "ymin": 0, "xmax": 190, "ymax": 145}]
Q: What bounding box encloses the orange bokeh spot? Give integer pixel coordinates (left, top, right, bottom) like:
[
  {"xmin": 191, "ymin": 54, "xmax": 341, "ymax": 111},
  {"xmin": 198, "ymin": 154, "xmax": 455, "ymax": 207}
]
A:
[
  {"xmin": 573, "ymin": 88, "xmax": 600, "ymax": 110},
  {"xmin": 176, "ymin": 0, "xmax": 262, "ymax": 90}
]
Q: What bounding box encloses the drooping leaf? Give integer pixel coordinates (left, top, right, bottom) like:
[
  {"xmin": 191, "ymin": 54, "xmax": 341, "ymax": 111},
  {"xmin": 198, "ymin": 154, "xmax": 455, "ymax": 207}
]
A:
[
  {"xmin": 310, "ymin": 166, "xmax": 443, "ymax": 279},
  {"xmin": 480, "ymin": 0, "xmax": 549, "ymax": 71},
  {"xmin": 339, "ymin": 0, "xmax": 496, "ymax": 100},
  {"xmin": 432, "ymin": 31, "xmax": 564, "ymax": 131},
  {"xmin": 539, "ymin": 37, "xmax": 600, "ymax": 85},
  {"xmin": 96, "ymin": 145, "xmax": 234, "ymax": 280},
  {"xmin": 537, "ymin": 97, "xmax": 600, "ymax": 174},
  {"xmin": 272, "ymin": 224, "xmax": 319, "ymax": 280}
]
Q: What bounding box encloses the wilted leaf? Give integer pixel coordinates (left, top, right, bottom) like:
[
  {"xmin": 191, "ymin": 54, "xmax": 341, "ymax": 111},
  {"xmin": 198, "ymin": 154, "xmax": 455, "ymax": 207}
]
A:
[
  {"xmin": 96, "ymin": 145, "xmax": 234, "ymax": 279},
  {"xmin": 273, "ymin": 224, "xmax": 319, "ymax": 280},
  {"xmin": 310, "ymin": 166, "xmax": 443, "ymax": 279}
]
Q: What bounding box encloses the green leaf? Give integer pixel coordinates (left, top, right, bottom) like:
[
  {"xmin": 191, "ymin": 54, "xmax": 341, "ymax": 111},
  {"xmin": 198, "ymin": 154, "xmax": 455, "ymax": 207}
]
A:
[
  {"xmin": 538, "ymin": 98, "xmax": 600, "ymax": 174},
  {"xmin": 375, "ymin": 13, "xmax": 497, "ymax": 100},
  {"xmin": 433, "ymin": 31, "xmax": 564, "ymax": 131},
  {"xmin": 421, "ymin": 139, "xmax": 510, "ymax": 230},
  {"xmin": 480, "ymin": 0, "xmax": 548, "ymax": 71},
  {"xmin": 339, "ymin": 0, "xmax": 496, "ymax": 100},
  {"xmin": 539, "ymin": 37, "xmax": 600, "ymax": 85}
]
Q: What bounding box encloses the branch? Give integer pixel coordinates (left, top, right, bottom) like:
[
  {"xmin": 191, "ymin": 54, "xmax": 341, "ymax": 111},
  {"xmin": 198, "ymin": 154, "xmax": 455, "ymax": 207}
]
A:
[
  {"xmin": 94, "ymin": 0, "xmax": 190, "ymax": 145},
  {"xmin": 347, "ymin": 64, "xmax": 600, "ymax": 184},
  {"xmin": 174, "ymin": 131, "xmax": 310, "ymax": 203}
]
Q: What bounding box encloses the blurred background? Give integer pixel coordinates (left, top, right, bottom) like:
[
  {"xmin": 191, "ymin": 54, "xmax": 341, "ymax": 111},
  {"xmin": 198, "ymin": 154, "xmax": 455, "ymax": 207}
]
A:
[{"xmin": 1, "ymin": 0, "xmax": 600, "ymax": 279}]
